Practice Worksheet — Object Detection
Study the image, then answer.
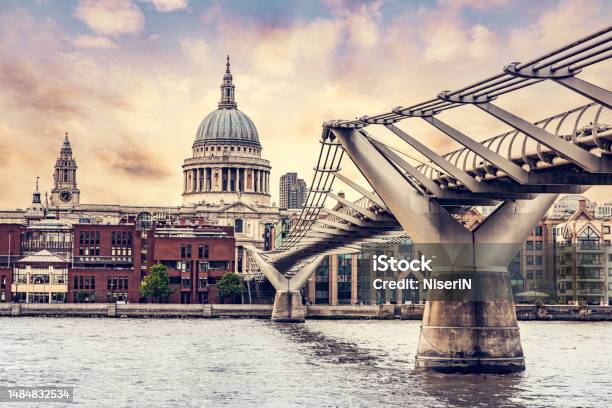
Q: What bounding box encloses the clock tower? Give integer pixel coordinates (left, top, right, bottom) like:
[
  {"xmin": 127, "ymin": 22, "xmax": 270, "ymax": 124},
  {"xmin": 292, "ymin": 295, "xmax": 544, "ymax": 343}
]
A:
[{"xmin": 50, "ymin": 132, "xmax": 80, "ymax": 207}]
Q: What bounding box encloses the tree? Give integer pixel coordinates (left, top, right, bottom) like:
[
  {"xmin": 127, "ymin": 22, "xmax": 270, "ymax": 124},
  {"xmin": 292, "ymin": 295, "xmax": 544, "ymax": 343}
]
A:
[
  {"xmin": 217, "ymin": 272, "xmax": 243, "ymax": 303},
  {"xmin": 140, "ymin": 264, "xmax": 172, "ymax": 303},
  {"xmin": 75, "ymin": 290, "xmax": 93, "ymax": 303}
]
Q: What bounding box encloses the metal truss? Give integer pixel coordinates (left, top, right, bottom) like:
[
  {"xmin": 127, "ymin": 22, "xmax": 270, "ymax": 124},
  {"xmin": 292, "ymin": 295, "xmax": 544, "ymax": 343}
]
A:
[{"xmin": 247, "ymin": 26, "xmax": 612, "ymax": 279}]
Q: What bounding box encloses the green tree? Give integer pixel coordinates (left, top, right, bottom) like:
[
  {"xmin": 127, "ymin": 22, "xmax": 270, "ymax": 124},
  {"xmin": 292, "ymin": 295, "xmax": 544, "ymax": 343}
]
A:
[
  {"xmin": 140, "ymin": 264, "xmax": 172, "ymax": 303},
  {"xmin": 75, "ymin": 290, "xmax": 92, "ymax": 303},
  {"xmin": 217, "ymin": 272, "xmax": 243, "ymax": 303}
]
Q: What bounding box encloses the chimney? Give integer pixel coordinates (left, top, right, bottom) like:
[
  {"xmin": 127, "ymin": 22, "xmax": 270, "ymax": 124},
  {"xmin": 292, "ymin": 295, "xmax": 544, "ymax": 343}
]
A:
[{"xmin": 578, "ymin": 199, "xmax": 587, "ymax": 212}]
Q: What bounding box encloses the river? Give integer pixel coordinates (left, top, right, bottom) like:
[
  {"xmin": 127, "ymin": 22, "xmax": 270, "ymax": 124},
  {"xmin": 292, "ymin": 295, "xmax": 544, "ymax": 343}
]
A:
[{"xmin": 0, "ymin": 318, "xmax": 610, "ymax": 407}]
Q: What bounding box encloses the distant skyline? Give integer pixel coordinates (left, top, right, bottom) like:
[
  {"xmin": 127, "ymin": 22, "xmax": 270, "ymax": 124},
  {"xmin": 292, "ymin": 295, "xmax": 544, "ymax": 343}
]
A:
[{"xmin": 0, "ymin": 0, "xmax": 610, "ymax": 208}]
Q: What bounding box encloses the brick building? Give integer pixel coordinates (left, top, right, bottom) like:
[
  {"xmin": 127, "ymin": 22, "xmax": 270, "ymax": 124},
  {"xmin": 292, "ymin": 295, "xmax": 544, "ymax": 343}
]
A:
[{"xmin": 0, "ymin": 221, "xmax": 235, "ymax": 304}]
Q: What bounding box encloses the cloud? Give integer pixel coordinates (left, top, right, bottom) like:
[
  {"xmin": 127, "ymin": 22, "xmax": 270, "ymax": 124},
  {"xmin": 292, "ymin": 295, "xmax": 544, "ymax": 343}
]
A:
[
  {"xmin": 180, "ymin": 36, "xmax": 210, "ymax": 63},
  {"xmin": 95, "ymin": 136, "xmax": 173, "ymax": 179},
  {"xmin": 74, "ymin": 0, "xmax": 144, "ymax": 37},
  {"xmin": 0, "ymin": 61, "xmax": 84, "ymax": 115},
  {"xmin": 71, "ymin": 34, "xmax": 117, "ymax": 49},
  {"xmin": 140, "ymin": 0, "xmax": 188, "ymax": 12},
  {"xmin": 0, "ymin": 1, "xmax": 611, "ymax": 209}
]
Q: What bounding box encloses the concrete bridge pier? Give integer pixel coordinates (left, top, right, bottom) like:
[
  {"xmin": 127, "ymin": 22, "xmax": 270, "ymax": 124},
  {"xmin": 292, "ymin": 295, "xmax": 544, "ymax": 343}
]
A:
[
  {"xmin": 271, "ymin": 291, "xmax": 305, "ymax": 323},
  {"xmin": 333, "ymin": 127, "xmax": 559, "ymax": 373},
  {"xmin": 247, "ymin": 250, "xmax": 323, "ymax": 323}
]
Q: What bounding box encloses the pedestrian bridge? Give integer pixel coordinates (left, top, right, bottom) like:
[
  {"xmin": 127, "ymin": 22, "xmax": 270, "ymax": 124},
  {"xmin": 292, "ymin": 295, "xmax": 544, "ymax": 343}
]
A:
[{"xmin": 246, "ymin": 26, "xmax": 612, "ymax": 373}]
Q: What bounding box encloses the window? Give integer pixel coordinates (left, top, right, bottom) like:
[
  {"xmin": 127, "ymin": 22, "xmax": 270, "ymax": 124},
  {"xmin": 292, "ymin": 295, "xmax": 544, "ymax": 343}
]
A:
[
  {"xmin": 534, "ymin": 226, "xmax": 543, "ymax": 236},
  {"xmin": 535, "ymin": 269, "xmax": 543, "ymax": 279},
  {"xmin": 198, "ymin": 244, "xmax": 209, "ymax": 258},
  {"xmin": 535, "ymin": 241, "xmax": 543, "ymax": 250},
  {"xmin": 604, "ymin": 225, "xmax": 610, "ymax": 234},
  {"xmin": 182, "ymin": 278, "xmax": 190, "ymax": 288},
  {"xmin": 209, "ymin": 261, "xmax": 229, "ymax": 270},
  {"xmin": 181, "ymin": 244, "xmax": 192, "ymax": 258},
  {"xmin": 234, "ymin": 219, "xmax": 243, "ymax": 233},
  {"xmin": 526, "ymin": 256, "xmax": 533, "ymax": 265},
  {"xmin": 578, "ymin": 226, "xmax": 600, "ymax": 249},
  {"xmin": 79, "ymin": 231, "xmax": 100, "ymax": 256},
  {"xmin": 198, "ymin": 279, "xmax": 207, "ymax": 288},
  {"xmin": 526, "ymin": 270, "xmax": 534, "ymax": 279},
  {"xmin": 535, "ymin": 255, "xmax": 543, "ymax": 265},
  {"xmin": 526, "ymin": 241, "xmax": 533, "ymax": 250},
  {"xmin": 111, "ymin": 231, "xmax": 132, "ymax": 257}
]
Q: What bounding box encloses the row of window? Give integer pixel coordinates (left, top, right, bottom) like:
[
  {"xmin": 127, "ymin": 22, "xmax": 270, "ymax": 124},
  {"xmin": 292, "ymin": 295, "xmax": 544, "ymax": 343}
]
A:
[
  {"xmin": 180, "ymin": 244, "xmax": 210, "ymax": 258},
  {"xmin": 74, "ymin": 275, "xmax": 95, "ymax": 290},
  {"xmin": 107, "ymin": 276, "xmax": 129, "ymax": 290},
  {"xmin": 169, "ymin": 276, "xmax": 215, "ymax": 286},
  {"xmin": 526, "ymin": 255, "xmax": 543, "ymax": 265},
  {"xmin": 195, "ymin": 145, "xmax": 258, "ymax": 154},
  {"xmin": 525, "ymin": 241, "xmax": 544, "ymax": 251}
]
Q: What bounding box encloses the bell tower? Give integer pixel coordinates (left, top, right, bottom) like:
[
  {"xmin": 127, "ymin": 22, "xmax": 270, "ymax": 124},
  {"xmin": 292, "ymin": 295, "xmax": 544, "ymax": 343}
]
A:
[{"xmin": 50, "ymin": 132, "xmax": 80, "ymax": 207}]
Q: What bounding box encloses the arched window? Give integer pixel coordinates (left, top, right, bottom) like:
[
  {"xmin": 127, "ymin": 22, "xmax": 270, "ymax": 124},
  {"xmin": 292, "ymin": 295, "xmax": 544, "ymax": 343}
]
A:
[
  {"xmin": 234, "ymin": 219, "xmax": 243, "ymax": 233},
  {"xmin": 136, "ymin": 212, "xmax": 153, "ymax": 231}
]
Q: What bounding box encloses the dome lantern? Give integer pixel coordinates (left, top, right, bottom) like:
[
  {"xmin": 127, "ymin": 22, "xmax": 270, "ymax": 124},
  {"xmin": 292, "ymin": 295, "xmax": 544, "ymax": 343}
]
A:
[{"xmin": 193, "ymin": 56, "xmax": 261, "ymax": 148}]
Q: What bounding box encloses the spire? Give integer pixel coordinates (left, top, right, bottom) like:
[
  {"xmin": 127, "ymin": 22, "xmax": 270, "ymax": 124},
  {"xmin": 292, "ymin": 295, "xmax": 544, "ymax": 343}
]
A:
[
  {"xmin": 219, "ymin": 55, "xmax": 237, "ymax": 109},
  {"xmin": 33, "ymin": 176, "xmax": 41, "ymax": 204},
  {"xmin": 26, "ymin": 176, "xmax": 45, "ymax": 219},
  {"xmin": 61, "ymin": 131, "xmax": 73, "ymax": 156}
]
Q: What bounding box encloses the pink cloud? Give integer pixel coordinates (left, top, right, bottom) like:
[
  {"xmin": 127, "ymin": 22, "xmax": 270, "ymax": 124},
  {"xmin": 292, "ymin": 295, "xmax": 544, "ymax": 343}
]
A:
[{"xmin": 74, "ymin": 0, "xmax": 144, "ymax": 37}]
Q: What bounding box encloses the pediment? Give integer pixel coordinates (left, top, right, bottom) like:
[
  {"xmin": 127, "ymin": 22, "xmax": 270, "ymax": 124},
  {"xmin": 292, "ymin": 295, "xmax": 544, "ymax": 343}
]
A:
[{"xmin": 220, "ymin": 201, "xmax": 257, "ymax": 213}]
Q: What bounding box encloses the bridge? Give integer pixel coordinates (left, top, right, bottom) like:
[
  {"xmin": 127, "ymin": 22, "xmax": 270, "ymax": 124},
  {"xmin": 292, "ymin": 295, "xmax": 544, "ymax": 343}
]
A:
[{"xmin": 246, "ymin": 26, "xmax": 612, "ymax": 373}]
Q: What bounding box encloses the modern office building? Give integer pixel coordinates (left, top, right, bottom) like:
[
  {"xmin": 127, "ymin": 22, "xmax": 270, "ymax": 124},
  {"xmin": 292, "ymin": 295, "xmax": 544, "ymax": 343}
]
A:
[{"xmin": 279, "ymin": 172, "xmax": 307, "ymax": 209}]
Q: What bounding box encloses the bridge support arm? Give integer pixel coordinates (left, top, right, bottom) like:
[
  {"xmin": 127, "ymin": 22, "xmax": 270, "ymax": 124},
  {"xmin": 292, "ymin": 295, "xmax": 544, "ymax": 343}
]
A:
[
  {"xmin": 331, "ymin": 128, "xmax": 470, "ymax": 244},
  {"xmin": 554, "ymin": 77, "xmax": 612, "ymax": 109},
  {"xmin": 247, "ymin": 249, "xmax": 324, "ymax": 322}
]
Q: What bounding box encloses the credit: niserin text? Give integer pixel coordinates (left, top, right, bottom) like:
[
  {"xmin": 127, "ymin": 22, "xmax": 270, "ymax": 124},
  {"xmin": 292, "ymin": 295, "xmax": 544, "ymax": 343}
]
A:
[{"xmin": 371, "ymin": 255, "xmax": 472, "ymax": 290}]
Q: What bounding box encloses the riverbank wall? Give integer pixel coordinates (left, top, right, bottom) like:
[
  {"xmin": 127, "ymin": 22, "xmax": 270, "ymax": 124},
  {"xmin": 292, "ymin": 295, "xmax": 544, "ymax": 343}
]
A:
[{"xmin": 2, "ymin": 303, "xmax": 612, "ymax": 321}]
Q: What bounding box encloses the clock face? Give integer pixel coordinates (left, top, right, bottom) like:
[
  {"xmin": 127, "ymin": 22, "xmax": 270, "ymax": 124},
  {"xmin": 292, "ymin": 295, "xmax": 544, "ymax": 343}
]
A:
[{"xmin": 60, "ymin": 190, "xmax": 72, "ymax": 203}]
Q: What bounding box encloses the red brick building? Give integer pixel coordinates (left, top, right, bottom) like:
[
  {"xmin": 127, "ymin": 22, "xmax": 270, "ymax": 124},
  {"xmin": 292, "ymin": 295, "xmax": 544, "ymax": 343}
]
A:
[
  {"xmin": 0, "ymin": 221, "xmax": 235, "ymax": 304},
  {"xmin": 151, "ymin": 226, "xmax": 235, "ymax": 304},
  {"xmin": 0, "ymin": 223, "xmax": 21, "ymax": 303}
]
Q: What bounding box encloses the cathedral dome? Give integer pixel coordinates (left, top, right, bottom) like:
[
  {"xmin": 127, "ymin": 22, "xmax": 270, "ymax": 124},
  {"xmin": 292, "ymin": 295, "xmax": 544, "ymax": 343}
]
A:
[
  {"xmin": 194, "ymin": 56, "xmax": 261, "ymax": 148},
  {"xmin": 195, "ymin": 108, "xmax": 260, "ymax": 147}
]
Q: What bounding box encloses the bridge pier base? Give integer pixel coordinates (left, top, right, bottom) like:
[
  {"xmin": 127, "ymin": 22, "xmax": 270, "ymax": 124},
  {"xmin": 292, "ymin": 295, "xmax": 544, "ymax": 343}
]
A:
[
  {"xmin": 272, "ymin": 291, "xmax": 306, "ymax": 323},
  {"xmin": 415, "ymin": 272, "xmax": 524, "ymax": 374}
]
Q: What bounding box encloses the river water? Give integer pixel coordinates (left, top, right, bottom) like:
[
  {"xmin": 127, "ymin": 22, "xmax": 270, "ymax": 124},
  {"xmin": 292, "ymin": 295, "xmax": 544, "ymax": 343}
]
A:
[{"xmin": 0, "ymin": 318, "xmax": 610, "ymax": 407}]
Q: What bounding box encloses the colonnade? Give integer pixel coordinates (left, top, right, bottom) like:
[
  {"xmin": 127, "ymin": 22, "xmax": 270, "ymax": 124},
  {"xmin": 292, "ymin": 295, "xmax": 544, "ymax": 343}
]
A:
[{"xmin": 183, "ymin": 167, "xmax": 270, "ymax": 194}]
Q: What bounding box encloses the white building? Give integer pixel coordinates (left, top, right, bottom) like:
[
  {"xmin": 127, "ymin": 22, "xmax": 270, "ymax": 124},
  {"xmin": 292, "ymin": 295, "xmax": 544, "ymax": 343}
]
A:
[{"xmin": 11, "ymin": 250, "xmax": 69, "ymax": 303}]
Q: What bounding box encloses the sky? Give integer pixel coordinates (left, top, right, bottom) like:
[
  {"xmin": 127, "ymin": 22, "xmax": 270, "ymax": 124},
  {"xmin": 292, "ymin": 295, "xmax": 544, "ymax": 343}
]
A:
[{"xmin": 0, "ymin": 0, "xmax": 610, "ymax": 209}]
